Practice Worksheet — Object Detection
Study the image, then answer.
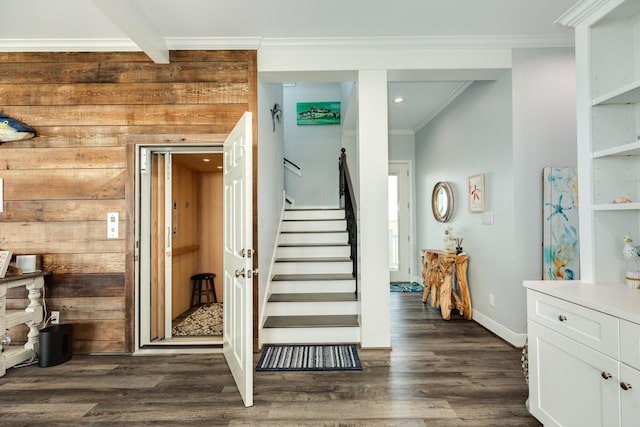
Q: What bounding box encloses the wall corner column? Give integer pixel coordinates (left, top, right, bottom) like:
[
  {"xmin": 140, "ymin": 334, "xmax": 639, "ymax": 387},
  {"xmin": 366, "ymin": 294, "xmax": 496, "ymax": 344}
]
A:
[{"xmin": 357, "ymin": 70, "xmax": 391, "ymax": 348}]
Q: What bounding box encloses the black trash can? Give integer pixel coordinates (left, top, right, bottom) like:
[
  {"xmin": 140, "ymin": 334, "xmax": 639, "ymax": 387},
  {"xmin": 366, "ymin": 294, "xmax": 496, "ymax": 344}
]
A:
[{"xmin": 38, "ymin": 324, "xmax": 72, "ymax": 367}]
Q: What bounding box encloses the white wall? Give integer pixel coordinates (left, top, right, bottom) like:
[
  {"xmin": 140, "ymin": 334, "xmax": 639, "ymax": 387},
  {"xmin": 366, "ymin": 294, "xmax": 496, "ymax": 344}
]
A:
[
  {"xmin": 415, "ymin": 48, "xmax": 576, "ymax": 345},
  {"xmin": 357, "ymin": 70, "xmax": 391, "ymax": 348},
  {"xmin": 283, "ymin": 83, "xmax": 343, "ymax": 207},
  {"xmin": 416, "ymin": 73, "xmax": 516, "ymax": 337},
  {"xmin": 257, "ymin": 81, "xmax": 285, "ymax": 331}
]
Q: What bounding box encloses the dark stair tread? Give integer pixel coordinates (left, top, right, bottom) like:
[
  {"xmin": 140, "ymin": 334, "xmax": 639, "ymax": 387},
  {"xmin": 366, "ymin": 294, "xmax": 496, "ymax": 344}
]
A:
[
  {"xmin": 275, "ymin": 257, "xmax": 352, "ymax": 263},
  {"xmin": 285, "ymin": 208, "xmax": 343, "ymax": 211},
  {"xmin": 263, "ymin": 315, "xmax": 359, "ymax": 328},
  {"xmin": 280, "ymin": 230, "xmax": 346, "ymax": 234},
  {"xmin": 278, "ymin": 243, "xmax": 349, "ymax": 248},
  {"xmin": 272, "ymin": 273, "xmax": 355, "ymax": 282},
  {"xmin": 283, "ymin": 218, "xmax": 345, "ymax": 222},
  {"xmin": 268, "ymin": 292, "xmax": 357, "ymax": 303}
]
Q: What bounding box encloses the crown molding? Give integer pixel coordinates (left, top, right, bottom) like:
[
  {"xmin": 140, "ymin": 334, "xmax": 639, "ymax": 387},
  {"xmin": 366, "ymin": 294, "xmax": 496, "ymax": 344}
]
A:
[
  {"xmin": 389, "ymin": 129, "xmax": 416, "ymax": 136},
  {"xmin": 167, "ymin": 37, "xmax": 263, "ymax": 50},
  {"xmin": 555, "ymin": 0, "xmax": 611, "ymax": 27},
  {"xmin": 0, "ymin": 38, "xmax": 141, "ymax": 52},
  {"xmin": 259, "ymin": 35, "xmax": 575, "ymax": 50},
  {"xmin": 0, "ymin": 37, "xmax": 262, "ymax": 53},
  {"xmin": 0, "ymin": 34, "xmax": 574, "ymax": 54},
  {"xmin": 414, "ymin": 81, "xmax": 473, "ymax": 134}
]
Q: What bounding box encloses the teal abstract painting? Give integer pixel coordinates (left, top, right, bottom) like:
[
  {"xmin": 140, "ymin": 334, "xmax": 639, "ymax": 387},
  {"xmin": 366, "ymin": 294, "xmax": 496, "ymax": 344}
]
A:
[
  {"xmin": 543, "ymin": 167, "xmax": 580, "ymax": 280},
  {"xmin": 296, "ymin": 102, "xmax": 341, "ymax": 125}
]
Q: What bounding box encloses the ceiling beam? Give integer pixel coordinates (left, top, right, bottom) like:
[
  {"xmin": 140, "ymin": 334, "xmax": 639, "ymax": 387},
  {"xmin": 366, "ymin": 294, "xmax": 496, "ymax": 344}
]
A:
[{"xmin": 92, "ymin": 0, "xmax": 169, "ymax": 63}]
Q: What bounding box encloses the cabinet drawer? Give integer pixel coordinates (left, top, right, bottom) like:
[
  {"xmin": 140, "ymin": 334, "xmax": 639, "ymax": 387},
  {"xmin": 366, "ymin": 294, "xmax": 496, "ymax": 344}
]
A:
[
  {"xmin": 527, "ymin": 290, "xmax": 619, "ymax": 358},
  {"xmin": 621, "ymin": 320, "xmax": 640, "ymax": 371}
]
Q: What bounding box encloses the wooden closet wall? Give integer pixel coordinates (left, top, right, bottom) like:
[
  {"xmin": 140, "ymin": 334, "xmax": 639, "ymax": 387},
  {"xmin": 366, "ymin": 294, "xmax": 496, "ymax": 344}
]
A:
[{"xmin": 0, "ymin": 50, "xmax": 257, "ymax": 353}]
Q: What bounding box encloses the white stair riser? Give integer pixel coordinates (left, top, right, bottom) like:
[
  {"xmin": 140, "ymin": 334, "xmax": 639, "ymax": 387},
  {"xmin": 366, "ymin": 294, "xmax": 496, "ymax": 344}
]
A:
[
  {"xmin": 277, "ymin": 245, "xmax": 351, "ymax": 259},
  {"xmin": 271, "ymin": 280, "xmax": 356, "ymax": 294},
  {"xmin": 284, "ymin": 210, "xmax": 344, "ymax": 220},
  {"xmin": 261, "ymin": 327, "xmax": 360, "ymax": 345},
  {"xmin": 273, "ymin": 261, "xmax": 352, "ymax": 275},
  {"xmin": 280, "ymin": 232, "xmax": 348, "ymax": 245},
  {"xmin": 267, "ymin": 301, "xmax": 358, "ymax": 316},
  {"xmin": 281, "ymin": 220, "xmax": 346, "ymax": 232}
]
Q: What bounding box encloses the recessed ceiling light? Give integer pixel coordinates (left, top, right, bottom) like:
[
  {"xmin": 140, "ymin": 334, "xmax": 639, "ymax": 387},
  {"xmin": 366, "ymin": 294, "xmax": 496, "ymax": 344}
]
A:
[
  {"xmin": 202, "ymin": 158, "xmax": 211, "ymax": 162},
  {"xmin": 393, "ymin": 97, "xmax": 404, "ymax": 104},
  {"xmin": 217, "ymin": 166, "xmax": 223, "ymax": 169}
]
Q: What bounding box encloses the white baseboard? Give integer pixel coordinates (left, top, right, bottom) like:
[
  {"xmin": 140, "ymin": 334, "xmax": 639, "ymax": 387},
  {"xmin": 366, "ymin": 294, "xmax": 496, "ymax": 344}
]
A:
[{"xmin": 472, "ymin": 309, "xmax": 527, "ymax": 348}]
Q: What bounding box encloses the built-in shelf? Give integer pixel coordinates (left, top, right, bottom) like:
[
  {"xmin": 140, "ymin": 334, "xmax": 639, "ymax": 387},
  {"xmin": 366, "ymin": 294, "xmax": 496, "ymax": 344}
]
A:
[
  {"xmin": 593, "ymin": 141, "xmax": 640, "ymax": 158},
  {"xmin": 593, "ymin": 202, "xmax": 640, "ymax": 211},
  {"xmin": 592, "ymin": 79, "xmax": 640, "ymax": 106}
]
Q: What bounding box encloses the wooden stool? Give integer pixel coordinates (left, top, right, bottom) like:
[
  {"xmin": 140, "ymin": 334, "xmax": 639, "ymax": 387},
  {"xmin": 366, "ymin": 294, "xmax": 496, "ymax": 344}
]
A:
[{"xmin": 190, "ymin": 273, "xmax": 217, "ymax": 307}]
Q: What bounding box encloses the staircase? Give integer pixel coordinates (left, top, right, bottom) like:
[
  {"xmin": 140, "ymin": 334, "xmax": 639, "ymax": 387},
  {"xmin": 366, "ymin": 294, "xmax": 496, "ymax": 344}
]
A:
[{"xmin": 261, "ymin": 207, "xmax": 360, "ymax": 344}]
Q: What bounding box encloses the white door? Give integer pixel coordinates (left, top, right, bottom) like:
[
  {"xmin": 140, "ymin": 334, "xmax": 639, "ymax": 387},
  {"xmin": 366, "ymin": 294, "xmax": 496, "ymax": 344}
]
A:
[
  {"xmin": 223, "ymin": 112, "xmax": 253, "ymax": 407},
  {"xmin": 389, "ymin": 162, "xmax": 411, "ymax": 282},
  {"xmin": 138, "ymin": 150, "xmax": 173, "ymax": 345}
]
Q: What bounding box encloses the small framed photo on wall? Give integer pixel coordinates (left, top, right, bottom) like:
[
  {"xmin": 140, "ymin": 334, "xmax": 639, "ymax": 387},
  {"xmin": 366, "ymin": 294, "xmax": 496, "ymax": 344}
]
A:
[{"xmin": 468, "ymin": 173, "xmax": 485, "ymax": 212}]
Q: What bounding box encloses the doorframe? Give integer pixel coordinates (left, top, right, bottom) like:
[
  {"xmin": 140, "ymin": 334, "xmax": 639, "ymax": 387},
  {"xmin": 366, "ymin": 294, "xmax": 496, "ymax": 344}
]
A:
[
  {"xmin": 388, "ymin": 160, "xmax": 415, "ymax": 283},
  {"xmin": 133, "ymin": 142, "xmax": 225, "ymax": 354}
]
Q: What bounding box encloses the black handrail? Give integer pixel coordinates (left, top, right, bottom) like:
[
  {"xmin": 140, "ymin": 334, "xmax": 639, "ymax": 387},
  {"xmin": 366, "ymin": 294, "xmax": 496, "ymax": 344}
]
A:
[
  {"xmin": 284, "ymin": 157, "xmax": 301, "ymax": 171},
  {"xmin": 339, "ymin": 148, "xmax": 358, "ymax": 293}
]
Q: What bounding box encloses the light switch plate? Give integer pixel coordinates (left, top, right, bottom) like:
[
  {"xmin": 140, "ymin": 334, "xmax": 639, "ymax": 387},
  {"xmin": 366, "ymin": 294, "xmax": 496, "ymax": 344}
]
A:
[
  {"xmin": 107, "ymin": 212, "xmax": 119, "ymax": 238},
  {"xmin": 482, "ymin": 212, "xmax": 494, "ymax": 225}
]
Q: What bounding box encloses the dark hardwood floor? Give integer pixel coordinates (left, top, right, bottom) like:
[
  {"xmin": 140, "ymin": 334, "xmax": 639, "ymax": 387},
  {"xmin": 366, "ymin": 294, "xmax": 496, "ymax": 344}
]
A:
[{"xmin": 0, "ymin": 292, "xmax": 539, "ymax": 426}]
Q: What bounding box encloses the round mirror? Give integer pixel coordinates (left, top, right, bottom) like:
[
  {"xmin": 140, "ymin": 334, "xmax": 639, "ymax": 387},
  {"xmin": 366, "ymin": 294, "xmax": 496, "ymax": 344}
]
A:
[{"xmin": 432, "ymin": 181, "xmax": 454, "ymax": 223}]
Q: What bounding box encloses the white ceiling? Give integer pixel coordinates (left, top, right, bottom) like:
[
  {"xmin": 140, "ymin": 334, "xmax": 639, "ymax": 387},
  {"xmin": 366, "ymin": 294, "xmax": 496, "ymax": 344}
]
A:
[{"xmin": 0, "ymin": 0, "xmax": 578, "ymax": 132}]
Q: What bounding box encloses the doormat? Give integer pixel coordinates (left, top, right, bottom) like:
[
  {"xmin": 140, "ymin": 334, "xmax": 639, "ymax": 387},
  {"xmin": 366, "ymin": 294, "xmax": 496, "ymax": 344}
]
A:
[
  {"xmin": 171, "ymin": 303, "xmax": 223, "ymax": 337},
  {"xmin": 390, "ymin": 282, "xmax": 424, "ymax": 292},
  {"xmin": 256, "ymin": 344, "xmax": 362, "ymax": 371}
]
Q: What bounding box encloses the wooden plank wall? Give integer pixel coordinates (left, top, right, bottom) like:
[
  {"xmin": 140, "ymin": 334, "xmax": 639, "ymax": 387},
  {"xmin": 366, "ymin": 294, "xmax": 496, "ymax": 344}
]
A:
[{"xmin": 0, "ymin": 50, "xmax": 257, "ymax": 353}]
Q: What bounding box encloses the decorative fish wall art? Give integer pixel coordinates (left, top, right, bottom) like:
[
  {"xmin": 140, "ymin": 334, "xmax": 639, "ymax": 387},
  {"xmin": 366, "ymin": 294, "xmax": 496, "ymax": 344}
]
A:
[{"xmin": 0, "ymin": 114, "xmax": 36, "ymax": 143}]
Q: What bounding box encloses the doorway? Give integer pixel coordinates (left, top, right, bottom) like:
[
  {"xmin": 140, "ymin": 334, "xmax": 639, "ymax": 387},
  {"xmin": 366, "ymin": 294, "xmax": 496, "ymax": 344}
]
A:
[
  {"xmin": 136, "ymin": 144, "xmax": 224, "ymax": 349},
  {"xmin": 388, "ymin": 162, "xmax": 412, "ymax": 283}
]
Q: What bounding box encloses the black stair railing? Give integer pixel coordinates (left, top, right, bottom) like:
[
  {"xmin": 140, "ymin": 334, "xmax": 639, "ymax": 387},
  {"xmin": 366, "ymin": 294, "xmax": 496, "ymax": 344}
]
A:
[{"xmin": 339, "ymin": 148, "xmax": 358, "ymax": 293}]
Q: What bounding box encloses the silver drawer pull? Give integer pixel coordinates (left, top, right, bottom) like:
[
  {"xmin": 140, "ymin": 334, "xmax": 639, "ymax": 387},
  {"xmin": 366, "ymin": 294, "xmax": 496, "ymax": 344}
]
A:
[
  {"xmin": 621, "ymin": 382, "xmax": 632, "ymax": 391},
  {"xmin": 601, "ymin": 372, "xmax": 612, "ymax": 380},
  {"xmin": 558, "ymin": 315, "xmax": 567, "ymax": 322}
]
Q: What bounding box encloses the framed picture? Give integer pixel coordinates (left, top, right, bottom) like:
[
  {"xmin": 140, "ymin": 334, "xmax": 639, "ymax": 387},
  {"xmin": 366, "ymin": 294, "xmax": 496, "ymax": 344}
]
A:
[
  {"xmin": 0, "ymin": 250, "xmax": 12, "ymax": 278},
  {"xmin": 468, "ymin": 173, "xmax": 485, "ymax": 212},
  {"xmin": 296, "ymin": 102, "xmax": 341, "ymax": 125}
]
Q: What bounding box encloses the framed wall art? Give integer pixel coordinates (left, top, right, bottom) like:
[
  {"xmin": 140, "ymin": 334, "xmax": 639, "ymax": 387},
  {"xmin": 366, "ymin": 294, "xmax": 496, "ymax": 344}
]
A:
[
  {"xmin": 296, "ymin": 102, "xmax": 341, "ymax": 125},
  {"xmin": 468, "ymin": 173, "xmax": 485, "ymax": 212}
]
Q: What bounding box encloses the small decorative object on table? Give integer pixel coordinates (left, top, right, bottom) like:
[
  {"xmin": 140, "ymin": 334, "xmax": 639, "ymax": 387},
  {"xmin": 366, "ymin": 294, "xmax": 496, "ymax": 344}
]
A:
[
  {"xmin": 454, "ymin": 237, "xmax": 463, "ymax": 254},
  {"xmin": 622, "ymin": 235, "xmax": 640, "ymax": 289}
]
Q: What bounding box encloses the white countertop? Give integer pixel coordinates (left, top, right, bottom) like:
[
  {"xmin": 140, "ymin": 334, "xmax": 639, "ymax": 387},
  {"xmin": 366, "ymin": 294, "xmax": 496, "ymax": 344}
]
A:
[{"xmin": 523, "ymin": 280, "xmax": 640, "ymax": 325}]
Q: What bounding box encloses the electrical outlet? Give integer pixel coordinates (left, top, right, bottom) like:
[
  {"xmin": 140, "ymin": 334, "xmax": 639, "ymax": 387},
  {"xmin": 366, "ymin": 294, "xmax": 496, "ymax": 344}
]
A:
[
  {"xmin": 50, "ymin": 311, "xmax": 60, "ymax": 324},
  {"xmin": 489, "ymin": 294, "xmax": 495, "ymax": 307}
]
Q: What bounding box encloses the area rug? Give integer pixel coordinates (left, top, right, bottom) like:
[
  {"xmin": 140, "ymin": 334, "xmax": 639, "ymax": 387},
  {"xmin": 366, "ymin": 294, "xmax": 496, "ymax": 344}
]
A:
[
  {"xmin": 390, "ymin": 282, "xmax": 424, "ymax": 292},
  {"xmin": 171, "ymin": 303, "xmax": 223, "ymax": 337},
  {"xmin": 256, "ymin": 344, "xmax": 362, "ymax": 371}
]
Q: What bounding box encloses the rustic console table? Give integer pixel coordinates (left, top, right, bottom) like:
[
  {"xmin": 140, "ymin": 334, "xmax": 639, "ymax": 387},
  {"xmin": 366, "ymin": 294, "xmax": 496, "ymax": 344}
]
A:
[
  {"xmin": 421, "ymin": 249, "xmax": 472, "ymax": 320},
  {"xmin": 0, "ymin": 272, "xmax": 46, "ymax": 376}
]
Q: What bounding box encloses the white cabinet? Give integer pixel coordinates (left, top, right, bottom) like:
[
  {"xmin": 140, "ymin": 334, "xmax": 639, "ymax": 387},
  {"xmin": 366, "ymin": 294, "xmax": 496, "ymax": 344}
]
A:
[
  {"xmin": 525, "ymin": 283, "xmax": 640, "ymax": 427},
  {"xmin": 620, "ymin": 320, "xmax": 640, "ymax": 425},
  {"xmin": 558, "ymin": 0, "xmax": 640, "ymax": 283}
]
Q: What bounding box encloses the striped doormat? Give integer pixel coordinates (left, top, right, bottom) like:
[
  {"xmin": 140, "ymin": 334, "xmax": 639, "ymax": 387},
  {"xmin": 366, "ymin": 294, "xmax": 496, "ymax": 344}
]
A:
[{"xmin": 256, "ymin": 344, "xmax": 362, "ymax": 371}]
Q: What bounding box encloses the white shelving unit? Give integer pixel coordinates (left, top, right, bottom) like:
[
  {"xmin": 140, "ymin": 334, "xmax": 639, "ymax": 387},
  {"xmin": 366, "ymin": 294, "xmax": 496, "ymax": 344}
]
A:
[{"xmin": 560, "ymin": 0, "xmax": 640, "ymax": 284}]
